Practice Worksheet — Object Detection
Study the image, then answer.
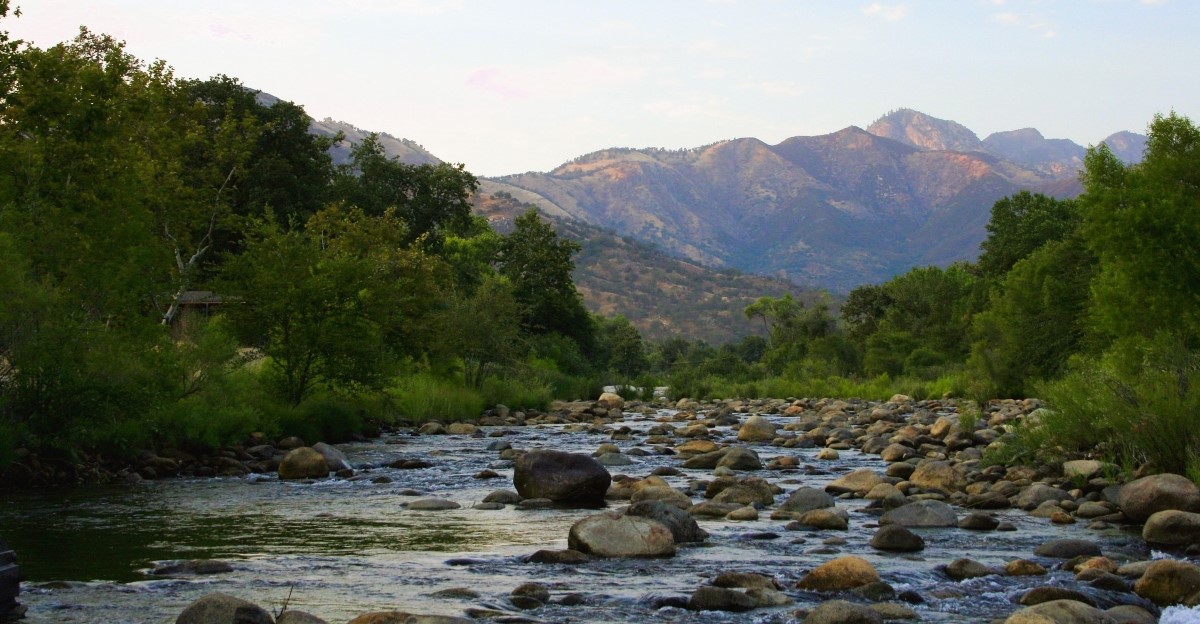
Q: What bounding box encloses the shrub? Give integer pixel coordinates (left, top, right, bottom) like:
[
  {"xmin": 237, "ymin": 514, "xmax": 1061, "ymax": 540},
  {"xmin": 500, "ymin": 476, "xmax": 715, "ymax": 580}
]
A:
[
  {"xmin": 480, "ymin": 375, "xmax": 552, "ymax": 411},
  {"xmin": 388, "ymin": 373, "xmax": 485, "ymax": 423},
  {"xmin": 1012, "ymin": 334, "xmax": 1200, "ymax": 475}
]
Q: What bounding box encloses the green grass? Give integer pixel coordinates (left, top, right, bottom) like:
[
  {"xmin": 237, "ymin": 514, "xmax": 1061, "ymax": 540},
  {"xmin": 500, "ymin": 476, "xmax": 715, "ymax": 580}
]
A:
[{"xmin": 388, "ymin": 373, "xmax": 487, "ymax": 423}]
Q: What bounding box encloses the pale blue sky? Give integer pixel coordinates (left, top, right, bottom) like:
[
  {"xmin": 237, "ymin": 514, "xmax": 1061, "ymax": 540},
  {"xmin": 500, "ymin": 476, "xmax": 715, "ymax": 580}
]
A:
[{"xmin": 6, "ymin": 0, "xmax": 1194, "ymax": 176}]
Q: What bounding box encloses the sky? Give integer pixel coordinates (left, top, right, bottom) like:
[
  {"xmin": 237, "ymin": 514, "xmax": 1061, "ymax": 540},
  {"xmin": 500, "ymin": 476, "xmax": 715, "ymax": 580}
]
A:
[{"xmin": 5, "ymin": 0, "xmax": 1196, "ymax": 177}]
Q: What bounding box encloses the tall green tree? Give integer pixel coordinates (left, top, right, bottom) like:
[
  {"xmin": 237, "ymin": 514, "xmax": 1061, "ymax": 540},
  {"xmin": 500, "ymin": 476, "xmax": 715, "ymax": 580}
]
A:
[
  {"xmin": 1081, "ymin": 112, "xmax": 1200, "ymax": 343},
  {"xmin": 332, "ymin": 134, "xmax": 478, "ymax": 248},
  {"xmin": 976, "ymin": 191, "xmax": 1079, "ymax": 278},
  {"xmin": 221, "ymin": 208, "xmax": 447, "ymax": 404},
  {"xmin": 498, "ymin": 209, "xmax": 595, "ymax": 353}
]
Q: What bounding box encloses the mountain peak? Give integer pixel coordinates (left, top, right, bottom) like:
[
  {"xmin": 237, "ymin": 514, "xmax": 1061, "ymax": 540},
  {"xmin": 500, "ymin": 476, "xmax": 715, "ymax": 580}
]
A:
[{"xmin": 867, "ymin": 108, "xmax": 983, "ymax": 152}]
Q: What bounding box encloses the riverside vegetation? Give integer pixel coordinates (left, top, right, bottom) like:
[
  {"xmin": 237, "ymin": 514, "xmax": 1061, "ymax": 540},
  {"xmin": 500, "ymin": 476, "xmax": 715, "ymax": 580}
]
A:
[{"xmin": 2, "ymin": 1, "xmax": 1200, "ymax": 514}]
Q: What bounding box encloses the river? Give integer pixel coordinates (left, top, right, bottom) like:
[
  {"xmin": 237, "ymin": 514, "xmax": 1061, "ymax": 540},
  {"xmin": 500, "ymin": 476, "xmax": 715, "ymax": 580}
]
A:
[{"xmin": 0, "ymin": 405, "xmax": 1163, "ymax": 623}]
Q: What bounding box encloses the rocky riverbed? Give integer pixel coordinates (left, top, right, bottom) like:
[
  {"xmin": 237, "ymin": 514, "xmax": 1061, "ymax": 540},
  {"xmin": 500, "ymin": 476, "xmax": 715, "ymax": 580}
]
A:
[{"xmin": 3, "ymin": 394, "xmax": 1200, "ymax": 623}]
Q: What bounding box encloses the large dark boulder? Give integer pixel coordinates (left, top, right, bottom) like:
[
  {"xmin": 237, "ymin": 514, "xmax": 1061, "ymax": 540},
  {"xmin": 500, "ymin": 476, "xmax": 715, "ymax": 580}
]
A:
[
  {"xmin": 513, "ymin": 450, "xmax": 611, "ymax": 506},
  {"xmin": 0, "ymin": 537, "xmax": 20, "ymax": 620}
]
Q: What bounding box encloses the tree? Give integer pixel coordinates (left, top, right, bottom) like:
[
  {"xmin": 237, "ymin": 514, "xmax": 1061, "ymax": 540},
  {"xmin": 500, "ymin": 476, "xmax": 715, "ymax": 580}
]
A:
[
  {"xmin": 221, "ymin": 208, "xmax": 447, "ymax": 404},
  {"xmin": 498, "ymin": 209, "xmax": 595, "ymax": 353},
  {"xmin": 841, "ymin": 284, "xmax": 892, "ymax": 347},
  {"xmin": 967, "ymin": 235, "xmax": 1096, "ymax": 397},
  {"xmin": 976, "ymin": 191, "xmax": 1079, "ymax": 278},
  {"xmin": 1081, "ymin": 112, "xmax": 1200, "ymax": 343},
  {"xmin": 594, "ymin": 315, "xmax": 649, "ymax": 378},
  {"xmin": 332, "ymin": 134, "xmax": 478, "ymax": 247},
  {"xmin": 443, "ymin": 276, "xmax": 527, "ymax": 388}
]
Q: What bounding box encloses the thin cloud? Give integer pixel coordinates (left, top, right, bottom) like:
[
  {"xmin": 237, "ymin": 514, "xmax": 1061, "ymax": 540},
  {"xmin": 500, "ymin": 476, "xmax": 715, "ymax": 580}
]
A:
[
  {"xmin": 466, "ymin": 57, "xmax": 647, "ymax": 101},
  {"xmin": 991, "ymin": 11, "xmax": 1056, "ymax": 38},
  {"xmin": 740, "ymin": 81, "xmax": 806, "ymax": 97},
  {"xmin": 862, "ymin": 3, "xmax": 909, "ymax": 22}
]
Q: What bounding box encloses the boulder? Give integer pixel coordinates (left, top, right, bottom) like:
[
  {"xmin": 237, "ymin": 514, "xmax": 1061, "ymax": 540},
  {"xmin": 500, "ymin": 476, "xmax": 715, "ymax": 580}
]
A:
[
  {"xmin": 737, "ymin": 415, "xmax": 777, "ymax": 442},
  {"xmin": 909, "ymin": 461, "xmax": 967, "ymax": 493},
  {"xmin": 311, "ymin": 442, "xmax": 351, "ymax": 473},
  {"xmin": 825, "ymin": 469, "xmax": 885, "ymax": 495},
  {"xmin": 803, "ymin": 599, "xmax": 883, "ymax": 624},
  {"xmin": 1003, "ymin": 599, "xmax": 1117, "ymax": 624},
  {"xmin": 712, "ymin": 572, "xmax": 781, "ymax": 590},
  {"xmin": 1005, "ymin": 559, "xmax": 1047, "ymax": 576},
  {"xmin": 1033, "ymin": 539, "xmax": 1101, "ymax": 559},
  {"xmin": 795, "ymin": 508, "xmax": 849, "ymax": 531},
  {"xmin": 1019, "ymin": 587, "xmax": 1096, "ymax": 606},
  {"xmin": 686, "ymin": 586, "xmax": 755, "ymax": 612},
  {"xmin": 797, "ymin": 556, "xmax": 880, "ymax": 592},
  {"xmin": 1017, "ymin": 483, "xmax": 1073, "ymax": 510},
  {"xmin": 870, "ymin": 525, "xmax": 924, "ymax": 552},
  {"xmin": 773, "ymin": 487, "xmax": 836, "ymax": 520},
  {"xmin": 717, "ymin": 447, "xmax": 762, "ymax": 470},
  {"xmin": 276, "ymin": 612, "xmax": 329, "ymax": 624},
  {"xmin": 513, "ymin": 450, "xmax": 611, "ymax": 506},
  {"xmin": 1062, "ymin": 460, "xmax": 1112, "ymax": 482},
  {"xmin": 944, "ymin": 558, "xmax": 992, "ymax": 581},
  {"xmin": 626, "ymin": 500, "xmax": 708, "ymax": 543},
  {"xmin": 1117, "ymin": 473, "xmax": 1200, "ymax": 523},
  {"xmin": 596, "ymin": 392, "xmax": 625, "ymax": 411},
  {"xmin": 175, "ymin": 593, "xmax": 274, "ymax": 624},
  {"xmin": 567, "ymin": 512, "xmax": 676, "ymax": 558},
  {"xmin": 445, "ymin": 422, "xmax": 477, "ymax": 435},
  {"xmin": 1133, "ymin": 559, "xmax": 1200, "ymax": 606},
  {"xmin": 879, "ymin": 500, "xmax": 957, "ymax": 528},
  {"xmin": 712, "ymin": 478, "xmax": 776, "ymax": 506},
  {"xmin": 1143, "ymin": 510, "xmax": 1200, "ymax": 546},
  {"xmin": 278, "ymin": 448, "xmax": 330, "ymax": 480}
]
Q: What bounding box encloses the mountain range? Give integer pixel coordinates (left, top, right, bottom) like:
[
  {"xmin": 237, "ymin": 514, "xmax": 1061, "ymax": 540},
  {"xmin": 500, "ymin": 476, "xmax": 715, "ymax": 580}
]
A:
[
  {"xmin": 310, "ymin": 107, "xmax": 1146, "ymax": 340},
  {"xmin": 480, "ymin": 109, "xmax": 1145, "ymax": 292}
]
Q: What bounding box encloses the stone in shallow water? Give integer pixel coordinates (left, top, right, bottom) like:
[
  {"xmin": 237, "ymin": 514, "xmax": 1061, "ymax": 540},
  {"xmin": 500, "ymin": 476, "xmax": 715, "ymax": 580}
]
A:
[
  {"xmin": 406, "ymin": 498, "xmax": 461, "ymax": 511},
  {"xmin": 567, "ymin": 512, "xmax": 676, "ymax": 558},
  {"xmin": 1033, "ymin": 538, "xmax": 1101, "ymax": 559},
  {"xmin": 796, "ymin": 556, "xmax": 880, "ymax": 592},
  {"xmin": 176, "ymin": 593, "xmax": 273, "ymax": 624},
  {"xmin": 686, "ymin": 586, "xmax": 756, "ymax": 612}
]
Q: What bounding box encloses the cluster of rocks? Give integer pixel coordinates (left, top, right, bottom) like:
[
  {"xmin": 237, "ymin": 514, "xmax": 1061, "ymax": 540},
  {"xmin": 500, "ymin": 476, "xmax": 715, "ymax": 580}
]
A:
[{"xmin": 129, "ymin": 391, "xmax": 1200, "ymax": 622}]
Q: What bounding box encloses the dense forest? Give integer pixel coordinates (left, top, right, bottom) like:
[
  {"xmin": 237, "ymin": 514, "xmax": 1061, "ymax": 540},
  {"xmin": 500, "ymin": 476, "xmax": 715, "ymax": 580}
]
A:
[
  {"xmin": 1, "ymin": 5, "xmax": 1197, "ymax": 483},
  {"xmin": 0, "ymin": 15, "xmax": 650, "ymax": 469}
]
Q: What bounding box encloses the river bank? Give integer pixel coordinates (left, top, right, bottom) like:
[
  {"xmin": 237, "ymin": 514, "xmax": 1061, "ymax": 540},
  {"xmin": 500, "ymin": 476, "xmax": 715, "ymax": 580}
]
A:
[{"xmin": 2, "ymin": 395, "xmax": 1199, "ymax": 623}]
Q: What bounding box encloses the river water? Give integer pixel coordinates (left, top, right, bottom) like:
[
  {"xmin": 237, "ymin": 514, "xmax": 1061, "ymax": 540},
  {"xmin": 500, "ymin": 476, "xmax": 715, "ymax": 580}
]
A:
[{"xmin": 0, "ymin": 407, "xmax": 1161, "ymax": 623}]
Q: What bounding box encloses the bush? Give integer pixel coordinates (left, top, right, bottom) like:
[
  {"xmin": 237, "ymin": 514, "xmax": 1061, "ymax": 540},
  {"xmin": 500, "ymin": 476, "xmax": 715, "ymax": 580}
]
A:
[
  {"xmin": 388, "ymin": 373, "xmax": 486, "ymax": 423},
  {"xmin": 480, "ymin": 375, "xmax": 552, "ymax": 411},
  {"xmin": 1007, "ymin": 334, "xmax": 1200, "ymax": 475}
]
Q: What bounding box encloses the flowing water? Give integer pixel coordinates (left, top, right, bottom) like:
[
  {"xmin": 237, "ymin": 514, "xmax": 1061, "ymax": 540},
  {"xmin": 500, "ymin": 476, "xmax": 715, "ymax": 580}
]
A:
[{"xmin": 0, "ymin": 408, "xmax": 1160, "ymax": 623}]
